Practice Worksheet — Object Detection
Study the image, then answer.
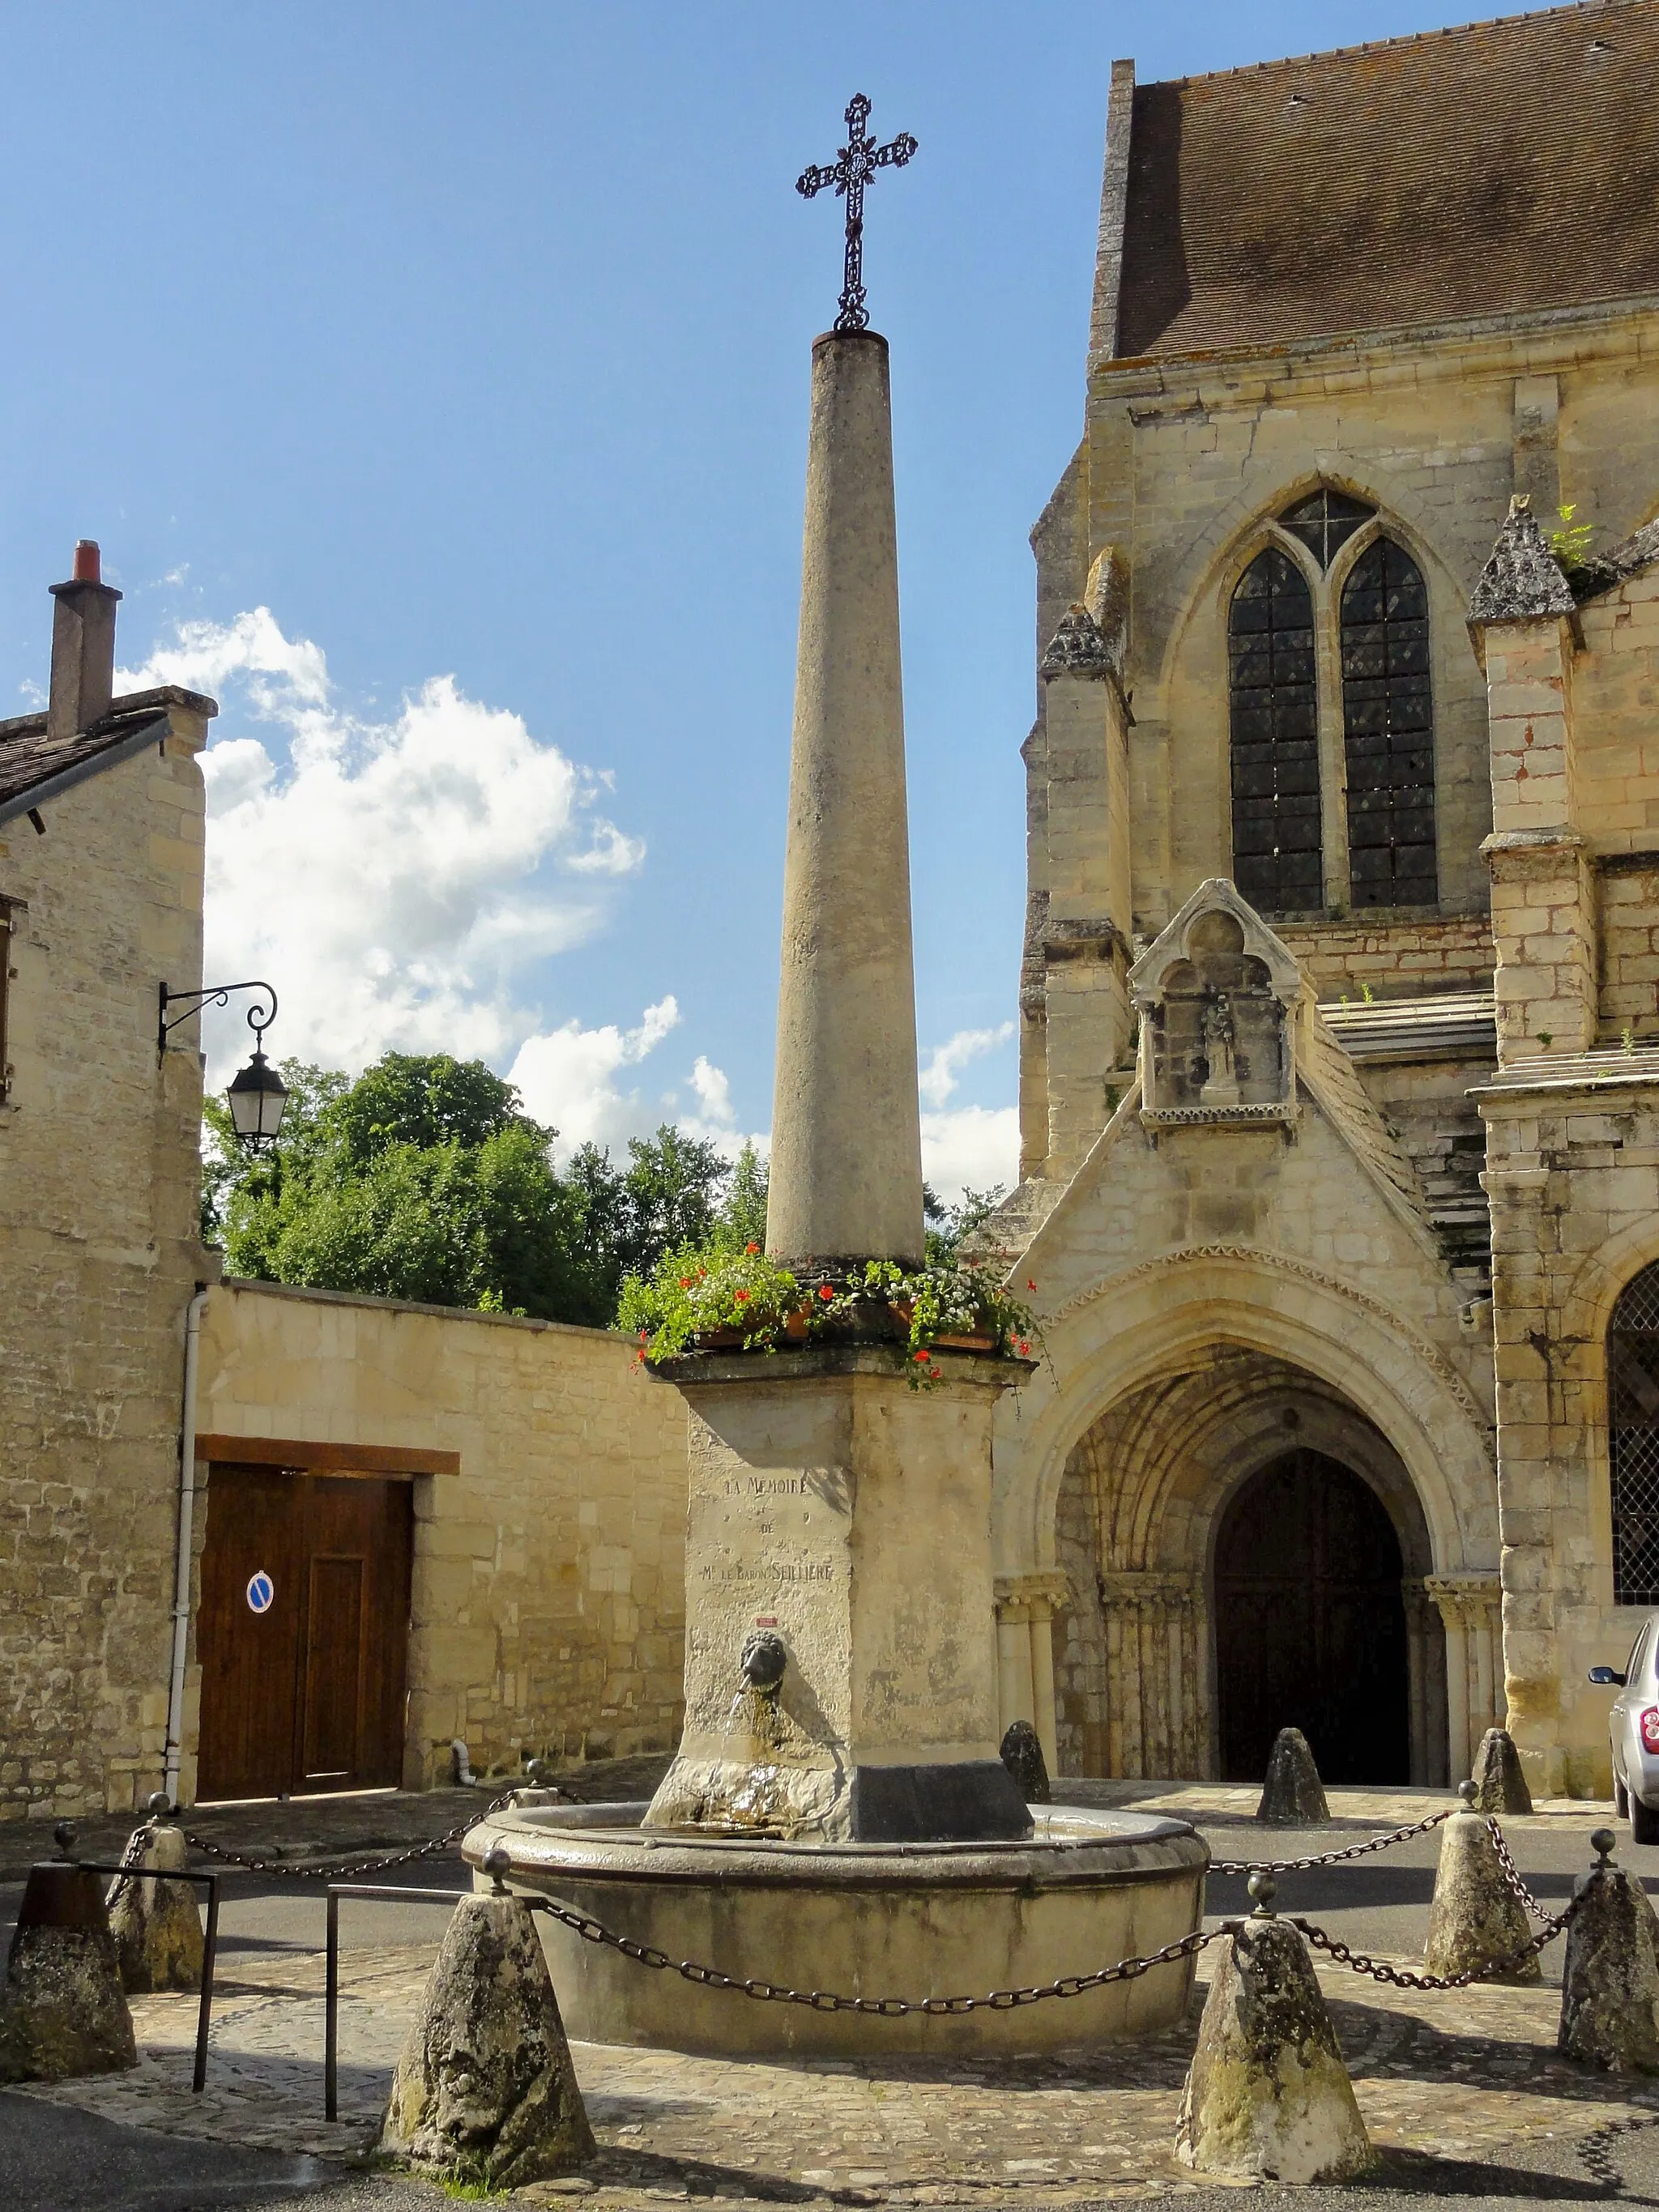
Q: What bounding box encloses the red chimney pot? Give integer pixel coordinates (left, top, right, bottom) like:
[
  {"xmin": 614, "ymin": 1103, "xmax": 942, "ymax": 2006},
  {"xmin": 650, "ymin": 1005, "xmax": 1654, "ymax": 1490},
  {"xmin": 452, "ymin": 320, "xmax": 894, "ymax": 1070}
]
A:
[{"xmin": 71, "ymin": 540, "xmax": 101, "ymax": 584}]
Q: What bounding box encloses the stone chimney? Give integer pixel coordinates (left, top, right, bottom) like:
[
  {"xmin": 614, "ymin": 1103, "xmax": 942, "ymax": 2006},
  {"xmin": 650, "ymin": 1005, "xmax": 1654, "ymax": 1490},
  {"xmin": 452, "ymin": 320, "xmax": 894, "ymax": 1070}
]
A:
[
  {"xmin": 47, "ymin": 540, "xmax": 122, "ymax": 741},
  {"xmin": 766, "ymin": 330, "xmax": 925, "ymax": 1270}
]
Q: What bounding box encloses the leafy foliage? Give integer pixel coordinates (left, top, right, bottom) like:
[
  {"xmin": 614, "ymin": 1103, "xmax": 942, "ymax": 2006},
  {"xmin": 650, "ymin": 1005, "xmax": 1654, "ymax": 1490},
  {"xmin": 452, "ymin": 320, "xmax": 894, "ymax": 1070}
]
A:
[
  {"xmin": 617, "ymin": 1240, "xmax": 804, "ymax": 1361},
  {"xmin": 203, "ymin": 1054, "xmax": 766, "ymax": 1328},
  {"xmin": 1550, "ymin": 502, "xmax": 1594, "ymax": 573}
]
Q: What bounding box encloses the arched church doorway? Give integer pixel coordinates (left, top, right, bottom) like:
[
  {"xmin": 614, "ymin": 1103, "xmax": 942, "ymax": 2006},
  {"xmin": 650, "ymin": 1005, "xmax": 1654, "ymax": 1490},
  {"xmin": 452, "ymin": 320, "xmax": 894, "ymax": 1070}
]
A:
[{"xmin": 1213, "ymin": 1448, "xmax": 1410, "ymax": 1784}]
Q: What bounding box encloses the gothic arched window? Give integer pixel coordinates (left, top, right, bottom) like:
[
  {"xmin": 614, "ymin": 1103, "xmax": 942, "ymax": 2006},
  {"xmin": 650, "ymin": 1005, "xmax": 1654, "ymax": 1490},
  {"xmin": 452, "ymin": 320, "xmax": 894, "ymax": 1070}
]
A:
[
  {"xmin": 1610, "ymin": 1264, "xmax": 1659, "ymax": 1605},
  {"xmin": 1228, "ymin": 548, "xmax": 1322, "ymax": 915},
  {"xmin": 1341, "ymin": 538, "xmax": 1437, "ymax": 910}
]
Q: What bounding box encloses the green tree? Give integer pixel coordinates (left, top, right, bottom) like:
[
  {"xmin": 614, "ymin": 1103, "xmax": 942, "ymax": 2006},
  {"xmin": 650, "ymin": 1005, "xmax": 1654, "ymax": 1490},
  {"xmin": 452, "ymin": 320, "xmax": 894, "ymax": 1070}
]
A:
[
  {"xmin": 207, "ymin": 1052, "xmax": 587, "ymax": 1320},
  {"xmin": 203, "ymin": 1059, "xmax": 758, "ymax": 1329},
  {"xmin": 720, "ymin": 1140, "xmax": 770, "ymax": 1249}
]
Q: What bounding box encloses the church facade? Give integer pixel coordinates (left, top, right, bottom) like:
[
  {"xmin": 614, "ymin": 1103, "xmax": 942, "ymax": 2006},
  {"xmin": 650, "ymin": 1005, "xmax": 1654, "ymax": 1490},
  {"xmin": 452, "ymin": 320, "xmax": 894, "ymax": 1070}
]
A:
[{"xmin": 986, "ymin": 0, "xmax": 1659, "ymax": 1799}]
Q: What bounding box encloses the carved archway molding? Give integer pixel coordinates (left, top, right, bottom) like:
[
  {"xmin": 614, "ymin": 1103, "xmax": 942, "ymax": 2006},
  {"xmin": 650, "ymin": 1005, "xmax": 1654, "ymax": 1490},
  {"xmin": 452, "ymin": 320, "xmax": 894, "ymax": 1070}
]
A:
[{"xmin": 996, "ymin": 1241, "xmax": 1496, "ymax": 1583}]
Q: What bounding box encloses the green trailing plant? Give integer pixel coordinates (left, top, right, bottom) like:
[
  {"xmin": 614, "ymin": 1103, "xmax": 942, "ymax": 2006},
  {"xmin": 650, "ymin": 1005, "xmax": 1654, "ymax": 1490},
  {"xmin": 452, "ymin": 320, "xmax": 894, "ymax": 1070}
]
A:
[
  {"xmin": 616, "ymin": 1241, "xmax": 1041, "ymax": 1388},
  {"xmin": 617, "ymin": 1240, "xmax": 804, "ymax": 1362},
  {"xmin": 824, "ymin": 1259, "xmax": 1039, "ymax": 1389},
  {"xmin": 1550, "ymin": 503, "xmax": 1593, "ymax": 573},
  {"xmin": 1624, "ymin": 1024, "xmax": 1638, "ymax": 1055}
]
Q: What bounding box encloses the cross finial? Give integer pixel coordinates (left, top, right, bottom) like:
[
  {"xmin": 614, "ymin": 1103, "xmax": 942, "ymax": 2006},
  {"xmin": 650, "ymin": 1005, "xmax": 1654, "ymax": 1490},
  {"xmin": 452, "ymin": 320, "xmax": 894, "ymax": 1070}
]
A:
[{"xmin": 796, "ymin": 94, "xmax": 917, "ymax": 335}]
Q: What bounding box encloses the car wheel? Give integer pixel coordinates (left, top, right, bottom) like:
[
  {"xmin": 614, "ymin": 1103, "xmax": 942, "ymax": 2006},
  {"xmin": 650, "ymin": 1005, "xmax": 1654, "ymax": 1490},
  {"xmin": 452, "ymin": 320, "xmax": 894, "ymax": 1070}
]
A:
[
  {"xmin": 1617, "ymin": 1771, "xmax": 1630, "ymax": 1818},
  {"xmin": 1632, "ymin": 1793, "xmax": 1659, "ymax": 1846}
]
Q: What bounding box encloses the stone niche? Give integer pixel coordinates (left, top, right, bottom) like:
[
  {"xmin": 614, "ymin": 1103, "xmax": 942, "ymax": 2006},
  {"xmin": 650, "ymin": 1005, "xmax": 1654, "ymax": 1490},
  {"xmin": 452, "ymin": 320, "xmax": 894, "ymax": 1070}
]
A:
[{"xmin": 1129, "ymin": 880, "xmax": 1304, "ymax": 1129}]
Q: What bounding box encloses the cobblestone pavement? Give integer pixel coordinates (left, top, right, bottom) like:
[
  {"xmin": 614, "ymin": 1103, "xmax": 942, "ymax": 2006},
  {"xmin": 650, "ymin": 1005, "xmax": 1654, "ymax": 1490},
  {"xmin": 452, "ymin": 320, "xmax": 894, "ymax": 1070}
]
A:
[
  {"xmin": 15, "ymin": 1928, "xmax": 1659, "ymax": 2203},
  {"xmin": 9, "ymin": 1782, "xmax": 1652, "ymax": 2208}
]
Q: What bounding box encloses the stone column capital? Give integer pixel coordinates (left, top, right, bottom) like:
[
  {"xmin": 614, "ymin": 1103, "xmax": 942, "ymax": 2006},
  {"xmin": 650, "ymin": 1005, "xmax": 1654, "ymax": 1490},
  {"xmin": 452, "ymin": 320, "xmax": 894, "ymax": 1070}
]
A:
[
  {"xmin": 1425, "ymin": 1573, "xmax": 1503, "ymax": 1627},
  {"xmin": 994, "ymin": 1571, "xmax": 1072, "ymax": 1620}
]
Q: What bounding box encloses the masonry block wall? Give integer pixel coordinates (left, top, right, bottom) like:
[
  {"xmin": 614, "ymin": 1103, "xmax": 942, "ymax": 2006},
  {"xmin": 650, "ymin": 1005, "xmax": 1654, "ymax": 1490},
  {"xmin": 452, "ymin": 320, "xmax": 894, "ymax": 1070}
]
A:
[
  {"xmin": 0, "ymin": 710, "xmax": 211, "ymax": 1820},
  {"xmin": 194, "ymin": 1281, "xmax": 690, "ymax": 1793}
]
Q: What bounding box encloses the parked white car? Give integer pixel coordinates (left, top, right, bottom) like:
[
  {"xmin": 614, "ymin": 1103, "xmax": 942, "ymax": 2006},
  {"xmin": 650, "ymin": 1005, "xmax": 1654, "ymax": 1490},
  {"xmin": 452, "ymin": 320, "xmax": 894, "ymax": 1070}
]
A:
[{"xmin": 1590, "ymin": 1619, "xmax": 1659, "ymax": 1843}]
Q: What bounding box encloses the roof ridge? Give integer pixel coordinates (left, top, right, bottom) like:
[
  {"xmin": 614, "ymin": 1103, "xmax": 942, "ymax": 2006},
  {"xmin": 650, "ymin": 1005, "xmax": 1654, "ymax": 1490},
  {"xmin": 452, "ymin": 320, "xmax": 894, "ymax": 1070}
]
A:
[{"xmin": 1146, "ymin": 0, "xmax": 1643, "ymax": 92}]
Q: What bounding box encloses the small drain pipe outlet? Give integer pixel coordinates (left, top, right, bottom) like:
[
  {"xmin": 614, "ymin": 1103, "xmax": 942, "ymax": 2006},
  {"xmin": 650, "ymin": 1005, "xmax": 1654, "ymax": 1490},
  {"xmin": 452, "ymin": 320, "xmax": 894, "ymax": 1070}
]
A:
[
  {"xmin": 452, "ymin": 1738, "xmax": 476, "ymax": 1786},
  {"xmin": 164, "ymin": 1287, "xmax": 211, "ymax": 1809}
]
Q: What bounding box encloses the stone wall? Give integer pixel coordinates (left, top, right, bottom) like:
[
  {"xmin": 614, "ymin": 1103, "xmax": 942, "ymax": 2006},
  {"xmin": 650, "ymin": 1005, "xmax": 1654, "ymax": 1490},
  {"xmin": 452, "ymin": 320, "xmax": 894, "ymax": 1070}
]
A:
[
  {"xmin": 190, "ymin": 1281, "xmax": 689, "ymax": 1794},
  {"xmin": 0, "ymin": 707, "xmax": 212, "ymax": 1822},
  {"xmin": 1479, "ymin": 1067, "xmax": 1659, "ymax": 1796},
  {"xmin": 1276, "ymin": 916, "xmax": 1495, "ymax": 1001},
  {"xmin": 1598, "ymin": 859, "xmax": 1659, "ymax": 1044}
]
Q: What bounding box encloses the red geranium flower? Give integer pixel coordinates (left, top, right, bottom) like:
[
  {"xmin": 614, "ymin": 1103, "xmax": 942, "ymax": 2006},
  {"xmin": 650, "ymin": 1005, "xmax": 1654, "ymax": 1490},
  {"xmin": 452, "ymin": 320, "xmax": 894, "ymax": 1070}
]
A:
[
  {"xmin": 1017, "ymin": 1338, "xmax": 1031, "ymax": 1356},
  {"xmin": 913, "ymin": 1348, "xmax": 930, "ymax": 1362},
  {"xmin": 745, "ymin": 1242, "xmax": 760, "ymax": 1255},
  {"xmin": 1026, "ymin": 1279, "xmax": 1037, "ymax": 1292},
  {"xmin": 928, "ymin": 1366, "xmax": 940, "ymax": 1379},
  {"xmin": 679, "ymin": 1278, "xmax": 693, "ymax": 1290},
  {"xmin": 735, "ymin": 1289, "xmax": 751, "ymax": 1302},
  {"xmin": 819, "ymin": 1284, "xmax": 834, "ymax": 1301}
]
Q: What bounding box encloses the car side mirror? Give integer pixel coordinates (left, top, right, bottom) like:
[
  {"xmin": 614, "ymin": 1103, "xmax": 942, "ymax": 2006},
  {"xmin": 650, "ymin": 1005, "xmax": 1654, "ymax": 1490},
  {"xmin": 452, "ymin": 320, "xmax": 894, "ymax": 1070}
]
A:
[{"xmin": 1589, "ymin": 1666, "xmax": 1627, "ymax": 1686}]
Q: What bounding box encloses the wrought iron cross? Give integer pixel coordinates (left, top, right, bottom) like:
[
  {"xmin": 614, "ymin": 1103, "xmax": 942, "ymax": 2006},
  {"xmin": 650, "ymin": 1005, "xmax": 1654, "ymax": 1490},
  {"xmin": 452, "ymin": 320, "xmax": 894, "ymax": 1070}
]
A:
[{"xmin": 796, "ymin": 93, "xmax": 918, "ymax": 334}]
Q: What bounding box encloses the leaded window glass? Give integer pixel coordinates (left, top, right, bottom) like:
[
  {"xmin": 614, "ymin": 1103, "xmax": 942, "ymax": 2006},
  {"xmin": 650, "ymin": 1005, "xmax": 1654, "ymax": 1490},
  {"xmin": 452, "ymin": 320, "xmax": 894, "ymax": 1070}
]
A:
[
  {"xmin": 1611, "ymin": 1264, "xmax": 1659, "ymax": 1606},
  {"xmin": 1280, "ymin": 489, "xmax": 1375, "ymax": 570},
  {"xmin": 1228, "ymin": 548, "xmax": 1322, "ymax": 914},
  {"xmin": 1341, "ymin": 538, "xmax": 1437, "ymax": 910}
]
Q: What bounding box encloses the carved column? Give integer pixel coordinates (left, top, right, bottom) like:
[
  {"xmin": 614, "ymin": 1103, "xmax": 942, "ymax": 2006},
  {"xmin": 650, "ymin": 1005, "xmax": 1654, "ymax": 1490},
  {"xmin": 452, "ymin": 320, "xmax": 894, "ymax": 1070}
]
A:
[
  {"xmin": 994, "ymin": 1573, "xmax": 1071, "ymax": 1781},
  {"xmin": 1097, "ymin": 1571, "xmax": 1205, "ymax": 1779},
  {"xmin": 1427, "ymin": 1575, "xmax": 1503, "ymax": 1785}
]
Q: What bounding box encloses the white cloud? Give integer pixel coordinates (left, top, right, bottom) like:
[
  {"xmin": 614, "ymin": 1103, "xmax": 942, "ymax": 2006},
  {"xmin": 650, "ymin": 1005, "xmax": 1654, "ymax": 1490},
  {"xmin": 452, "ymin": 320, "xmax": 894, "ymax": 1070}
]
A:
[
  {"xmin": 921, "ymin": 1106, "xmax": 1021, "ymax": 1208},
  {"xmin": 915, "ymin": 1023, "xmax": 1019, "ymax": 1204},
  {"xmin": 919, "ymin": 1021, "xmax": 1016, "ymax": 1108},
  {"xmin": 123, "ymin": 609, "xmax": 646, "ymax": 1082},
  {"xmin": 508, "ymin": 998, "xmax": 684, "ymax": 1157}
]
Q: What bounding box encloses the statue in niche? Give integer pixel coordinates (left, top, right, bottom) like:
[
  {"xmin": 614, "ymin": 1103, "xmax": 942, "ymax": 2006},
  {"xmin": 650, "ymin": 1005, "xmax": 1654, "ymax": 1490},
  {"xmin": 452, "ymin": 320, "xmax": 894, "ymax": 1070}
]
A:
[{"xmin": 1201, "ymin": 992, "xmax": 1239, "ymax": 1104}]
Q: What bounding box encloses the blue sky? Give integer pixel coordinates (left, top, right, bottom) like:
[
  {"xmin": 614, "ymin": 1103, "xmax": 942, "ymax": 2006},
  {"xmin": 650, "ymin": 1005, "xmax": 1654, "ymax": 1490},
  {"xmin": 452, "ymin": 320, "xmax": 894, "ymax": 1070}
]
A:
[{"xmin": 0, "ymin": 1, "xmax": 1547, "ymax": 1194}]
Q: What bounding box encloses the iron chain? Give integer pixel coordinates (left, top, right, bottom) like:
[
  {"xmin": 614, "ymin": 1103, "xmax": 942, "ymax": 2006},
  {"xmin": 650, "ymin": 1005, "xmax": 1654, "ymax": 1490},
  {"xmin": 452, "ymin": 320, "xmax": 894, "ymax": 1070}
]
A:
[
  {"xmin": 1290, "ymin": 1894, "xmax": 1576, "ymax": 1990},
  {"xmin": 1211, "ymin": 1806, "xmax": 1452, "ymax": 1876},
  {"xmin": 184, "ymin": 1790, "xmax": 524, "ymax": 1881},
  {"xmin": 1486, "ymin": 1813, "xmax": 1555, "ymax": 1922},
  {"xmin": 525, "ymin": 1894, "xmax": 1223, "ymax": 2014}
]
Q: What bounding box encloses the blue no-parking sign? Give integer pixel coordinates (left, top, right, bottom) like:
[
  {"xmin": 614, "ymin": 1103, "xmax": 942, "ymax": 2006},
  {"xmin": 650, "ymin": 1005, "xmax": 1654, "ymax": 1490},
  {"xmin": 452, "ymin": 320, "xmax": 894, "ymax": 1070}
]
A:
[{"xmin": 245, "ymin": 1569, "xmax": 275, "ymax": 1614}]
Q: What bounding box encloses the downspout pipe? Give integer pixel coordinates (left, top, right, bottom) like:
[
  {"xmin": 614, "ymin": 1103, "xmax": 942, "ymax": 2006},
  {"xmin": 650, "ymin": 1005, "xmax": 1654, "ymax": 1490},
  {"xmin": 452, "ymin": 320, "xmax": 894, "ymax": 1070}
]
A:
[{"xmin": 164, "ymin": 1286, "xmax": 211, "ymax": 1809}]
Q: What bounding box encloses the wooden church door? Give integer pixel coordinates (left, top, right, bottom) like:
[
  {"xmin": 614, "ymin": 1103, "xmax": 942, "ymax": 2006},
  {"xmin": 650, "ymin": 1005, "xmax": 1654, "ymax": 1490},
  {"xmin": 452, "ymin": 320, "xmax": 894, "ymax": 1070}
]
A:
[{"xmin": 1213, "ymin": 1447, "xmax": 1410, "ymax": 1786}]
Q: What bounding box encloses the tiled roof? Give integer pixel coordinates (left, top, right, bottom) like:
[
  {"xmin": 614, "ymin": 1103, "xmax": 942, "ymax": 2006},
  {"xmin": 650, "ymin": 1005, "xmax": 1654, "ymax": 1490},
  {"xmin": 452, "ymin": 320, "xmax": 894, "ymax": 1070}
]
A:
[
  {"xmin": 1318, "ymin": 990, "xmax": 1499, "ymax": 1062},
  {"xmin": 0, "ymin": 686, "xmax": 215, "ymax": 826},
  {"xmin": 1110, "ymin": 1, "xmax": 1659, "ymax": 361}
]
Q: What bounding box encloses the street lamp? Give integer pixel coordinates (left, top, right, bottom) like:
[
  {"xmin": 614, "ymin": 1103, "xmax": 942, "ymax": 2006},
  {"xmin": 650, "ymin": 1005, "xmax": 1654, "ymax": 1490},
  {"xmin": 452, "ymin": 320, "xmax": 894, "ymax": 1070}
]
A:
[{"xmin": 157, "ymin": 979, "xmax": 288, "ymax": 1149}]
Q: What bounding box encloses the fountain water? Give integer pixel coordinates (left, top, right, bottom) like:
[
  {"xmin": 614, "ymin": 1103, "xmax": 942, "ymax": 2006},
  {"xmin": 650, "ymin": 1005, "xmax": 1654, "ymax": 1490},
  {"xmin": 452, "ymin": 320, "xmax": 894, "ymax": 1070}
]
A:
[{"xmin": 466, "ymin": 323, "xmax": 1207, "ymax": 2056}]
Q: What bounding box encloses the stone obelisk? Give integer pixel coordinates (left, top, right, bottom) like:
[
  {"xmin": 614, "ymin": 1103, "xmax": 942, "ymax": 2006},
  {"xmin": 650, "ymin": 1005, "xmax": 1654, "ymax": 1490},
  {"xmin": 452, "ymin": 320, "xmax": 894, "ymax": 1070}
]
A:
[
  {"xmin": 643, "ymin": 101, "xmax": 1030, "ymax": 1845},
  {"xmin": 766, "ymin": 329, "xmax": 924, "ymax": 1270}
]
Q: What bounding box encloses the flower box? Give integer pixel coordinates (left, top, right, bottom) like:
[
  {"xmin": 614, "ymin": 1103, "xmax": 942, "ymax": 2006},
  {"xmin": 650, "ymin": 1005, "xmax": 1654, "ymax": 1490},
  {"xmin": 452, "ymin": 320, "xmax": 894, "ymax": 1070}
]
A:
[{"xmin": 932, "ymin": 1331, "xmax": 997, "ymax": 1353}]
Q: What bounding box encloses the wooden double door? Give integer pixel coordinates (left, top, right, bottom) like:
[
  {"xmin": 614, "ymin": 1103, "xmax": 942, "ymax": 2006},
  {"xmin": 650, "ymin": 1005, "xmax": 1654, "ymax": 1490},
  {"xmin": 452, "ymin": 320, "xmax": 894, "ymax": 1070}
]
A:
[
  {"xmin": 1213, "ymin": 1448, "xmax": 1410, "ymax": 1786},
  {"xmin": 195, "ymin": 1466, "xmax": 413, "ymax": 1802}
]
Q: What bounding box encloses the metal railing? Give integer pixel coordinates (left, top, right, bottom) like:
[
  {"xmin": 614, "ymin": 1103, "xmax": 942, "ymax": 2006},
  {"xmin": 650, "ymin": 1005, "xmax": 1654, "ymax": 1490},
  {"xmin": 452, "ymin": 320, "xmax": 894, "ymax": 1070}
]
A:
[{"xmin": 76, "ymin": 1859, "xmax": 222, "ymax": 2093}]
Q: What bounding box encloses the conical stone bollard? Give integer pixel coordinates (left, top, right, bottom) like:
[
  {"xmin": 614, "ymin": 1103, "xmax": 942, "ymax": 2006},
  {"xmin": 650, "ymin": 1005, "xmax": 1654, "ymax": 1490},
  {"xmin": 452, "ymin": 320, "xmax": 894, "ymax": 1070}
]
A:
[
  {"xmin": 380, "ymin": 1851, "xmax": 595, "ymax": 2189},
  {"xmin": 1422, "ymin": 1788, "xmax": 1540, "ymax": 1984},
  {"xmin": 1000, "ymin": 1720, "xmax": 1051, "ymax": 1804},
  {"xmin": 1469, "ymin": 1728, "xmax": 1533, "ymax": 1815},
  {"xmin": 107, "ymin": 1801, "xmax": 203, "ymax": 1993},
  {"xmin": 1256, "ymin": 1728, "xmax": 1329, "ymax": 1826},
  {"xmin": 1558, "ymin": 1831, "xmax": 1659, "ymax": 2072},
  {"xmin": 1176, "ymin": 1875, "xmax": 1371, "ymax": 2184},
  {"xmin": 0, "ymin": 1829, "xmax": 138, "ymax": 2083}
]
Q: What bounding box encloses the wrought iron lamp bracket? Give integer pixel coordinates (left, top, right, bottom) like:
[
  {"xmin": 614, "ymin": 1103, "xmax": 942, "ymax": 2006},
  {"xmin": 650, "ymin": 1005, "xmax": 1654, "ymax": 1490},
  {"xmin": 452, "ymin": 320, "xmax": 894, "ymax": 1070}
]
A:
[{"xmin": 158, "ymin": 978, "xmax": 278, "ymax": 1061}]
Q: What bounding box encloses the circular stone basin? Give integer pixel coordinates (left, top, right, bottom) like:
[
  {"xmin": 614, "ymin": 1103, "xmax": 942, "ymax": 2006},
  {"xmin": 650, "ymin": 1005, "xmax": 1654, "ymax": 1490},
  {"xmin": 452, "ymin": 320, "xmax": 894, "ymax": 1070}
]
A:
[{"xmin": 463, "ymin": 1800, "xmax": 1208, "ymax": 2057}]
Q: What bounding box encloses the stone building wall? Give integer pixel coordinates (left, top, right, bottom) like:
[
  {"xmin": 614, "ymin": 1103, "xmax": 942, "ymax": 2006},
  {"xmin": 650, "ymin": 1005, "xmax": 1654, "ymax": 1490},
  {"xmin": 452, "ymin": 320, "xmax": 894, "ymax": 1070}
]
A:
[
  {"xmin": 191, "ymin": 1280, "xmax": 690, "ymax": 1794},
  {"xmin": 1599, "ymin": 860, "xmax": 1659, "ymax": 1044},
  {"xmin": 1479, "ymin": 1065, "xmax": 1659, "ymax": 1796},
  {"xmin": 0, "ymin": 706, "xmax": 213, "ymax": 1822},
  {"xmin": 1276, "ymin": 916, "xmax": 1495, "ymax": 1002}
]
